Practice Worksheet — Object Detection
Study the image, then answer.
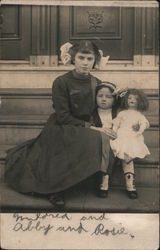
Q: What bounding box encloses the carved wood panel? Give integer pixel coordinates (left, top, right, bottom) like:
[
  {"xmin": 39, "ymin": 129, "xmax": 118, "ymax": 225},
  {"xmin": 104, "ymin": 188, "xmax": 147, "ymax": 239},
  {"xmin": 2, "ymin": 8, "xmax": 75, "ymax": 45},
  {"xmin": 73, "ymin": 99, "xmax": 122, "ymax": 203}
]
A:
[
  {"xmin": 142, "ymin": 7, "xmax": 157, "ymax": 55},
  {"xmin": 59, "ymin": 6, "xmax": 134, "ymax": 60},
  {"xmin": 0, "ymin": 5, "xmax": 21, "ymax": 40},
  {"xmin": 39, "ymin": 6, "xmax": 50, "ymax": 52},
  {"xmin": 134, "ymin": 7, "xmax": 158, "ymax": 65},
  {"xmin": 70, "ymin": 7, "xmax": 121, "ymax": 39},
  {"xmin": 0, "ymin": 5, "xmax": 31, "ymax": 60}
]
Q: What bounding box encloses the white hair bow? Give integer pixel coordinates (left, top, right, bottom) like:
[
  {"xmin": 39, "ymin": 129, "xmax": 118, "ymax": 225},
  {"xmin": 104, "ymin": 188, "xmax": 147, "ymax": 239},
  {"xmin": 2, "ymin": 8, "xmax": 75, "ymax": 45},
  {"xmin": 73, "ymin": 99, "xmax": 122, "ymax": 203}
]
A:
[{"xmin": 60, "ymin": 42, "xmax": 73, "ymax": 65}]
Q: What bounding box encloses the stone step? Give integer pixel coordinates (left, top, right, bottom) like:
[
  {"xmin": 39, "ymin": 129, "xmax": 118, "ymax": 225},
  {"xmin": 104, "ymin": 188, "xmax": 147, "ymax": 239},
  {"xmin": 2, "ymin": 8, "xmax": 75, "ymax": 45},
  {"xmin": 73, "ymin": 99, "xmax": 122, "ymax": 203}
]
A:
[
  {"xmin": 0, "ymin": 114, "xmax": 158, "ymax": 126},
  {"xmin": 0, "ymin": 145, "xmax": 159, "ymax": 188},
  {"xmin": 1, "ymin": 160, "xmax": 159, "ymax": 189},
  {"xmin": 0, "ymin": 144, "xmax": 158, "ymax": 164},
  {"xmin": 0, "ymin": 123, "xmax": 157, "ymax": 147},
  {"xmin": 0, "ymin": 89, "xmax": 159, "ymax": 117},
  {"xmin": 1, "ymin": 183, "xmax": 159, "ymax": 212},
  {"xmin": 0, "ymin": 125, "xmax": 42, "ymax": 145}
]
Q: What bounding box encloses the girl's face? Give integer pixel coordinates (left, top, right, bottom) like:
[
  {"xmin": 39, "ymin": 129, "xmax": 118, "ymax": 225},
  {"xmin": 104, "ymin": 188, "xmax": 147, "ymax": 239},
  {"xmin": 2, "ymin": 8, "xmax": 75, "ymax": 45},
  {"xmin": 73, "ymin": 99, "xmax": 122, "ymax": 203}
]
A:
[
  {"xmin": 128, "ymin": 94, "xmax": 138, "ymax": 109},
  {"xmin": 96, "ymin": 87, "xmax": 114, "ymax": 109},
  {"xmin": 74, "ymin": 52, "xmax": 95, "ymax": 75}
]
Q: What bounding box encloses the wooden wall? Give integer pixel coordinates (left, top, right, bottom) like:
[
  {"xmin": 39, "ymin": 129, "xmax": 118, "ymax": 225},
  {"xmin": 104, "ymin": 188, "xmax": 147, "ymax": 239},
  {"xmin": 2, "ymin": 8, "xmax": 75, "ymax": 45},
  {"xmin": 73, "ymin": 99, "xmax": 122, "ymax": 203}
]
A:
[{"xmin": 0, "ymin": 5, "xmax": 159, "ymax": 62}]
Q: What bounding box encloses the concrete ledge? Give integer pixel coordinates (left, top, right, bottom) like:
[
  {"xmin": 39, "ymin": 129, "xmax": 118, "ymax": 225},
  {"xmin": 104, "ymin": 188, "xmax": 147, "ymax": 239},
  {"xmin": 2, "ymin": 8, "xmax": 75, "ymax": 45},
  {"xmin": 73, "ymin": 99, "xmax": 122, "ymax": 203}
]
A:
[
  {"xmin": 1, "ymin": 183, "xmax": 159, "ymax": 213},
  {"xmin": 0, "ymin": 143, "xmax": 159, "ymax": 164},
  {"xmin": 0, "ymin": 115, "xmax": 158, "ymax": 127},
  {"xmin": 0, "ymin": 70, "xmax": 158, "ymax": 89}
]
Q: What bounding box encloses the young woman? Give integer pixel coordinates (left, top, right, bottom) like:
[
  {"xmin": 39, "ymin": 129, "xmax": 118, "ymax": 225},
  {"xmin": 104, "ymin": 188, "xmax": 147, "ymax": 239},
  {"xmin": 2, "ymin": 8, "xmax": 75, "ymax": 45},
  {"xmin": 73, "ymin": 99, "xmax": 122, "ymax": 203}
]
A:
[{"xmin": 4, "ymin": 40, "xmax": 121, "ymax": 207}]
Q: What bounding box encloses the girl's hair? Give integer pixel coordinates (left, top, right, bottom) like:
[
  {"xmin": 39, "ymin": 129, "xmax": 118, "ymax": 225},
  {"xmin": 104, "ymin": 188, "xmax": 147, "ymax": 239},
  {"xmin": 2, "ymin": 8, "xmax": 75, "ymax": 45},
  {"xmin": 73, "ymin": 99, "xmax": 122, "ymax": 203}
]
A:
[
  {"xmin": 120, "ymin": 88, "xmax": 149, "ymax": 111},
  {"xmin": 69, "ymin": 40, "xmax": 101, "ymax": 68},
  {"xmin": 95, "ymin": 82, "xmax": 116, "ymax": 107},
  {"xmin": 95, "ymin": 82, "xmax": 116, "ymax": 96}
]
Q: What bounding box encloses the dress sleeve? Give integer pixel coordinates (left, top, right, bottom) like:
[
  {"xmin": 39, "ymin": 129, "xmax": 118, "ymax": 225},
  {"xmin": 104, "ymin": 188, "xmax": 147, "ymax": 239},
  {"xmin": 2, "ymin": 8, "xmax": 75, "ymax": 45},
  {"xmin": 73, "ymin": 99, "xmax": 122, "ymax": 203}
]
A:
[
  {"xmin": 52, "ymin": 77, "xmax": 87, "ymax": 126},
  {"xmin": 138, "ymin": 113, "xmax": 150, "ymax": 133}
]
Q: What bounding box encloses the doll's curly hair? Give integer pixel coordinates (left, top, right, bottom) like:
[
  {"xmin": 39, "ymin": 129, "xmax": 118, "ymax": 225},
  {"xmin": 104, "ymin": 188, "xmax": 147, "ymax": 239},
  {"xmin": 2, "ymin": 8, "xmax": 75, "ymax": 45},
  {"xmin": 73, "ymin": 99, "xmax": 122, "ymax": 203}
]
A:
[
  {"xmin": 69, "ymin": 40, "xmax": 101, "ymax": 68},
  {"xmin": 120, "ymin": 88, "xmax": 149, "ymax": 112}
]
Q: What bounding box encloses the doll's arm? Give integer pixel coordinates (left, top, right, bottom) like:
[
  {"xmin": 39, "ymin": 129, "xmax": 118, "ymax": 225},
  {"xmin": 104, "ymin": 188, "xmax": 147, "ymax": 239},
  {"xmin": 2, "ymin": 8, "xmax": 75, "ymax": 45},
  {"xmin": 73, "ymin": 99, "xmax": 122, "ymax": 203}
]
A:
[{"xmin": 137, "ymin": 115, "xmax": 150, "ymax": 135}]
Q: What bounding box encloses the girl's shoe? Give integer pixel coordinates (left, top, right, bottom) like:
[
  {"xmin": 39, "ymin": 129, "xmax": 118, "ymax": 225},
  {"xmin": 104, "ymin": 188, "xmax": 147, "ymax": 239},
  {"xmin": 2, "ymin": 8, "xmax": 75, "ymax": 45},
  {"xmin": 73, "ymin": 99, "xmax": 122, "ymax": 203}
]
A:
[
  {"xmin": 127, "ymin": 190, "xmax": 138, "ymax": 199},
  {"xmin": 98, "ymin": 189, "xmax": 108, "ymax": 198},
  {"xmin": 48, "ymin": 193, "xmax": 65, "ymax": 209}
]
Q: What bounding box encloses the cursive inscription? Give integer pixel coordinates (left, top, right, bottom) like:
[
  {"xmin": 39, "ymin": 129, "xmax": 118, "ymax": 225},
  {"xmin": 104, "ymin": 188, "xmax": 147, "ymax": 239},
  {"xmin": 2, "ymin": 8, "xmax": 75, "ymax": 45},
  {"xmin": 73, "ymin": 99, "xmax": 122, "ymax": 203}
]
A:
[
  {"xmin": 80, "ymin": 213, "xmax": 109, "ymax": 222},
  {"xmin": 12, "ymin": 213, "xmax": 135, "ymax": 239},
  {"xmin": 92, "ymin": 223, "xmax": 128, "ymax": 236},
  {"xmin": 13, "ymin": 213, "xmax": 71, "ymax": 222},
  {"xmin": 13, "ymin": 221, "xmax": 53, "ymax": 235},
  {"xmin": 56, "ymin": 222, "xmax": 88, "ymax": 234}
]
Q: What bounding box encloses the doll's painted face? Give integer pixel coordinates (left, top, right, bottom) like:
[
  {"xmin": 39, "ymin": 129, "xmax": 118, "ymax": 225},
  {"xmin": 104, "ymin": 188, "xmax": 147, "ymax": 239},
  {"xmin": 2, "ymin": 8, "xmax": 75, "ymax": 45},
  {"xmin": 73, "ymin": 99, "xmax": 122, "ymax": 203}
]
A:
[
  {"xmin": 96, "ymin": 87, "xmax": 114, "ymax": 109},
  {"xmin": 128, "ymin": 94, "xmax": 138, "ymax": 109},
  {"xmin": 74, "ymin": 52, "xmax": 95, "ymax": 75}
]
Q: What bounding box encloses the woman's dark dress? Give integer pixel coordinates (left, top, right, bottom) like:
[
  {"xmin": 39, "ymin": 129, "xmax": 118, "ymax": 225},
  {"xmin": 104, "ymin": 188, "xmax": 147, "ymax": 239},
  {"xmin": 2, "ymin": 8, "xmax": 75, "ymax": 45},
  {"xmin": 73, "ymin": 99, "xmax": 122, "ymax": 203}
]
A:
[{"xmin": 5, "ymin": 70, "xmax": 111, "ymax": 194}]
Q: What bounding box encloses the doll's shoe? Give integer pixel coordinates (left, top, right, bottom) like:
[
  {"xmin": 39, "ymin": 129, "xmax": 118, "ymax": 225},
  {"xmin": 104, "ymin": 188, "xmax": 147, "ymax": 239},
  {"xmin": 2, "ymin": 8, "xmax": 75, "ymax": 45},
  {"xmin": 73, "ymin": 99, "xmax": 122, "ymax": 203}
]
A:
[
  {"xmin": 48, "ymin": 193, "xmax": 65, "ymax": 209},
  {"xmin": 98, "ymin": 189, "xmax": 108, "ymax": 198},
  {"xmin": 127, "ymin": 190, "xmax": 138, "ymax": 199}
]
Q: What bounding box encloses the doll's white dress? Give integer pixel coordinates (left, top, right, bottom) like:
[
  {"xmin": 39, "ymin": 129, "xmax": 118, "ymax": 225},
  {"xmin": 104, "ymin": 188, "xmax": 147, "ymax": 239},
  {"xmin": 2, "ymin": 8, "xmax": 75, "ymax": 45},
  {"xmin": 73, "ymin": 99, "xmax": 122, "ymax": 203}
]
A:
[{"xmin": 110, "ymin": 109, "xmax": 150, "ymax": 159}]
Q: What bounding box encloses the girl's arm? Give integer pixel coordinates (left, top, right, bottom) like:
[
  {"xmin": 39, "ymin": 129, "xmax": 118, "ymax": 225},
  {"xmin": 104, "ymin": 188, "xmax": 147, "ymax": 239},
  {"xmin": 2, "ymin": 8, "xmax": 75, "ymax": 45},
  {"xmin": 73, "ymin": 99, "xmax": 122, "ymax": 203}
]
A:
[{"xmin": 52, "ymin": 77, "xmax": 89, "ymax": 127}]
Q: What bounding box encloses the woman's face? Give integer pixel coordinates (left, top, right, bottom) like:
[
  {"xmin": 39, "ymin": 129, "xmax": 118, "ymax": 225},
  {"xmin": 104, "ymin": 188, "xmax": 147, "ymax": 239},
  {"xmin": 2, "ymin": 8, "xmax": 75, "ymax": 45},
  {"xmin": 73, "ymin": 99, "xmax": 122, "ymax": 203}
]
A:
[
  {"xmin": 74, "ymin": 52, "xmax": 95, "ymax": 75},
  {"xmin": 96, "ymin": 87, "xmax": 114, "ymax": 109}
]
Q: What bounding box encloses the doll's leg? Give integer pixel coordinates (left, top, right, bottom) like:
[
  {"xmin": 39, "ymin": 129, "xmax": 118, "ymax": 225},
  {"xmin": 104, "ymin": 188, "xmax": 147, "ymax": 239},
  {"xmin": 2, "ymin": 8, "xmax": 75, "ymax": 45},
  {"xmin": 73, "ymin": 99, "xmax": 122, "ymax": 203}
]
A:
[{"xmin": 122, "ymin": 161, "xmax": 138, "ymax": 199}]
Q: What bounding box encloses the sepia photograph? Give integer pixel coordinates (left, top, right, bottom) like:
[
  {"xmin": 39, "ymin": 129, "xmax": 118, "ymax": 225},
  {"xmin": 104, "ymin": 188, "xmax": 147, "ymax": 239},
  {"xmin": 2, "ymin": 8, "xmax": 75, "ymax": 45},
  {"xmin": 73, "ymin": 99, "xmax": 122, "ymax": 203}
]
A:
[
  {"xmin": 0, "ymin": 1, "xmax": 159, "ymax": 249},
  {"xmin": 0, "ymin": 0, "xmax": 159, "ymax": 214}
]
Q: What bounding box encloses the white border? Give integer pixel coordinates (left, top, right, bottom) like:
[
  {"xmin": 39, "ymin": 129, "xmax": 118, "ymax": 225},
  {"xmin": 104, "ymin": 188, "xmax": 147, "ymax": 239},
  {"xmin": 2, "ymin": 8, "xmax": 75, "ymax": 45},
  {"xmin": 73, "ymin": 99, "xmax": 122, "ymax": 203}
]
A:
[{"xmin": 1, "ymin": 0, "xmax": 159, "ymax": 7}]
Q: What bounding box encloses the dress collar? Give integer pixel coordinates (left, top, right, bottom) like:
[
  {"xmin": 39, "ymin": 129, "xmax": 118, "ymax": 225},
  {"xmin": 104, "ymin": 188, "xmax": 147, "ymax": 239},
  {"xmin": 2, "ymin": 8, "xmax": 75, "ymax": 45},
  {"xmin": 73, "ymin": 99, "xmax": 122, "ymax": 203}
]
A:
[
  {"xmin": 72, "ymin": 70, "xmax": 91, "ymax": 80},
  {"xmin": 98, "ymin": 108, "xmax": 112, "ymax": 114}
]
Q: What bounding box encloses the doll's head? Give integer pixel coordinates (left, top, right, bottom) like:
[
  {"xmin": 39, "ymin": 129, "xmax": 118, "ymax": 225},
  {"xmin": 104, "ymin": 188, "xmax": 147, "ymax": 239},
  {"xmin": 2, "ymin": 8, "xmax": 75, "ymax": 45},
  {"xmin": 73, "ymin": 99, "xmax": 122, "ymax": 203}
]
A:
[
  {"xmin": 95, "ymin": 82, "xmax": 116, "ymax": 110},
  {"xmin": 120, "ymin": 88, "xmax": 149, "ymax": 112}
]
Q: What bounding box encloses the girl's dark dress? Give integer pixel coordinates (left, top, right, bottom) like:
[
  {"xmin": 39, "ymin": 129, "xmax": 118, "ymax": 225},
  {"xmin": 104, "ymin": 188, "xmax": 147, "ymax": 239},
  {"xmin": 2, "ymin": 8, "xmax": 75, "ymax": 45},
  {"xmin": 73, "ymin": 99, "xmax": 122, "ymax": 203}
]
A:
[{"xmin": 5, "ymin": 70, "xmax": 112, "ymax": 194}]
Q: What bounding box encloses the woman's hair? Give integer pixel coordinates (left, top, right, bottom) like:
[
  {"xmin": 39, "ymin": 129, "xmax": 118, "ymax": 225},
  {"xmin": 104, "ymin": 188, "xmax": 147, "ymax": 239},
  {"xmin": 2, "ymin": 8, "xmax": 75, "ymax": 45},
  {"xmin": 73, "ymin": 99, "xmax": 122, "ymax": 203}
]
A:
[
  {"xmin": 120, "ymin": 88, "xmax": 149, "ymax": 111},
  {"xmin": 69, "ymin": 40, "xmax": 101, "ymax": 68}
]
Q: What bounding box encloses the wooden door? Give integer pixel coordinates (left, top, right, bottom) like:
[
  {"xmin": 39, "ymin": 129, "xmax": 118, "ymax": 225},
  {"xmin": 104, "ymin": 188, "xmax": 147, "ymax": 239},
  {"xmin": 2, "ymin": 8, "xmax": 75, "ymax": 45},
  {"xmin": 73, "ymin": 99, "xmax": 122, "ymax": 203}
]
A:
[
  {"xmin": 0, "ymin": 5, "xmax": 31, "ymax": 60},
  {"xmin": 58, "ymin": 6, "xmax": 134, "ymax": 60}
]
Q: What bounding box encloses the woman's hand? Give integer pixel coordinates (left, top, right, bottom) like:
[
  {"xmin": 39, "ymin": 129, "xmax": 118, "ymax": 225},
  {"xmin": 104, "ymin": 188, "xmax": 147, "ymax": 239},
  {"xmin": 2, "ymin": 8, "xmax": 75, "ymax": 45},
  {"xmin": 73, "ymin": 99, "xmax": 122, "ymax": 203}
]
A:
[
  {"xmin": 90, "ymin": 126, "xmax": 117, "ymax": 139},
  {"xmin": 136, "ymin": 131, "xmax": 142, "ymax": 136},
  {"xmin": 112, "ymin": 87, "xmax": 128, "ymax": 97},
  {"xmin": 90, "ymin": 126, "xmax": 104, "ymax": 132},
  {"xmin": 103, "ymin": 127, "xmax": 117, "ymax": 139},
  {"xmin": 132, "ymin": 124, "xmax": 140, "ymax": 132}
]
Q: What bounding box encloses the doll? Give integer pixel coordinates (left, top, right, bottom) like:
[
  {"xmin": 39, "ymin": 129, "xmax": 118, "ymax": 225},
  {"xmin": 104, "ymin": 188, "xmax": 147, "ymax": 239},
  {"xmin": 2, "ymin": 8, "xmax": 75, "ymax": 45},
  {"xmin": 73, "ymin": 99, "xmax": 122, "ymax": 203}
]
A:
[{"xmin": 110, "ymin": 88, "xmax": 150, "ymax": 198}]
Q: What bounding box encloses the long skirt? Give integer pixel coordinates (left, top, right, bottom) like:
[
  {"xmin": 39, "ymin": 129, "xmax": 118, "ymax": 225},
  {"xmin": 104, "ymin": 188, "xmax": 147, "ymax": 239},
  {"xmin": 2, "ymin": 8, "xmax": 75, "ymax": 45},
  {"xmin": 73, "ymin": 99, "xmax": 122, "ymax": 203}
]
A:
[{"xmin": 4, "ymin": 114, "xmax": 110, "ymax": 194}]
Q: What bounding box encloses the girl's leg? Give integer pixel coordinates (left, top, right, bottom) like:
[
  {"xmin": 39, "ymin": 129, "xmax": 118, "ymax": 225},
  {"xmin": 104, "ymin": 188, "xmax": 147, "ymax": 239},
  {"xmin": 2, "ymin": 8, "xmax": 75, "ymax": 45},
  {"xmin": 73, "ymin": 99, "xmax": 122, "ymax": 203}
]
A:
[
  {"xmin": 98, "ymin": 133, "xmax": 110, "ymax": 198},
  {"xmin": 99, "ymin": 147, "xmax": 116, "ymax": 198},
  {"xmin": 99, "ymin": 173, "xmax": 109, "ymax": 198},
  {"xmin": 122, "ymin": 160, "xmax": 138, "ymax": 199}
]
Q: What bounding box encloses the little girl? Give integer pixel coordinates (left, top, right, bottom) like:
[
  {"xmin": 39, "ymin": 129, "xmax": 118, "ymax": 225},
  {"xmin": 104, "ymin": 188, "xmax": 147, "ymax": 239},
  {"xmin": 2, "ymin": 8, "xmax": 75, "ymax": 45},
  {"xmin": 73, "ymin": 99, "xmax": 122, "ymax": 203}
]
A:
[
  {"xmin": 91, "ymin": 82, "xmax": 120, "ymax": 198},
  {"xmin": 110, "ymin": 88, "xmax": 150, "ymax": 198}
]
